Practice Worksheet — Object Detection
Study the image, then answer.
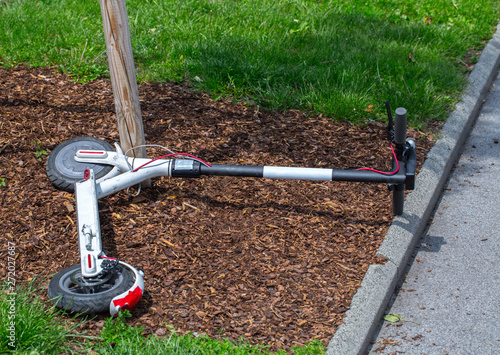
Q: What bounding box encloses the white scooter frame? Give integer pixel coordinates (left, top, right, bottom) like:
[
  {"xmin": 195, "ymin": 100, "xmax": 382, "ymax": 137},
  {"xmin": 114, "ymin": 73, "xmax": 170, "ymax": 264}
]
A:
[{"xmin": 72, "ymin": 143, "xmax": 174, "ymax": 315}]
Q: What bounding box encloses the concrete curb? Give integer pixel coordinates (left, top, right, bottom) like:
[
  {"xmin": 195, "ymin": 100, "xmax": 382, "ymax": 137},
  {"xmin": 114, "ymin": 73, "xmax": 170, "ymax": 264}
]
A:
[{"xmin": 327, "ymin": 26, "xmax": 500, "ymax": 355}]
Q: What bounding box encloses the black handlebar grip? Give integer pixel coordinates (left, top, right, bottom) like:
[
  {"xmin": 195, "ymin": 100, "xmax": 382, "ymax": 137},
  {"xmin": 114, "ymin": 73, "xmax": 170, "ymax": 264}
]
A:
[
  {"xmin": 392, "ymin": 185, "xmax": 405, "ymax": 216},
  {"xmin": 394, "ymin": 107, "xmax": 407, "ymax": 146},
  {"xmin": 392, "ymin": 107, "xmax": 407, "ymax": 216}
]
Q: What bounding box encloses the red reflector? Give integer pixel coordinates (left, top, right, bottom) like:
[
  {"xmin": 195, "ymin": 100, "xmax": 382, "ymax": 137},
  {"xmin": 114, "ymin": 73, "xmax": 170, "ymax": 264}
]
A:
[
  {"xmin": 79, "ymin": 151, "xmax": 105, "ymax": 154},
  {"xmin": 112, "ymin": 286, "xmax": 143, "ymax": 310},
  {"xmin": 88, "ymin": 254, "xmax": 92, "ymax": 268}
]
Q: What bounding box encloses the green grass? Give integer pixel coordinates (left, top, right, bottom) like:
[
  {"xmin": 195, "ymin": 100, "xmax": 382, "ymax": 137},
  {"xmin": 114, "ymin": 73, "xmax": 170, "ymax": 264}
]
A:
[
  {"xmin": 97, "ymin": 310, "xmax": 325, "ymax": 354},
  {"xmin": 0, "ymin": 282, "xmax": 325, "ymax": 354},
  {"xmin": 0, "ymin": 0, "xmax": 499, "ymax": 125},
  {"xmin": 0, "ymin": 279, "xmax": 87, "ymax": 354}
]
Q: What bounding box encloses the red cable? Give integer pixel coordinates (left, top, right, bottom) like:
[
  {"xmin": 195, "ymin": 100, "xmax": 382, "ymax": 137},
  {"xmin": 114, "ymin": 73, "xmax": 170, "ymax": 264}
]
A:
[
  {"xmin": 132, "ymin": 153, "xmax": 212, "ymax": 172},
  {"xmin": 356, "ymin": 143, "xmax": 399, "ymax": 175}
]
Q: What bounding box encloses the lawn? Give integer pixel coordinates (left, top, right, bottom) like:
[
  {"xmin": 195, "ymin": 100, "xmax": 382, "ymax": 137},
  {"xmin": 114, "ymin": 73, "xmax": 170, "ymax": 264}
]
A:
[
  {"xmin": 0, "ymin": 0, "xmax": 499, "ymax": 126},
  {"xmin": 0, "ymin": 280, "xmax": 325, "ymax": 354}
]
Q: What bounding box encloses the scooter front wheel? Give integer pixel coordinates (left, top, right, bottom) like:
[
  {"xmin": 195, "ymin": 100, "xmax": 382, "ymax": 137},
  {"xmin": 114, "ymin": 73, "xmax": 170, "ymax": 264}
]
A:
[
  {"xmin": 48, "ymin": 264, "xmax": 135, "ymax": 315},
  {"xmin": 46, "ymin": 136, "xmax": 114, "ymax": 192}
]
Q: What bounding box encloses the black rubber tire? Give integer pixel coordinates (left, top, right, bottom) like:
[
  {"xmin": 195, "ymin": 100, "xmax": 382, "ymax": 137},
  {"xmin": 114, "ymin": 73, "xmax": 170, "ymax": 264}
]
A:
[
  {"xmin": 48, "ymin": 264, "xmax": 135, "ymax": 315},
  {"xmin": 46, "ymin": 137, "xmax": 114, "ymax": 192}
]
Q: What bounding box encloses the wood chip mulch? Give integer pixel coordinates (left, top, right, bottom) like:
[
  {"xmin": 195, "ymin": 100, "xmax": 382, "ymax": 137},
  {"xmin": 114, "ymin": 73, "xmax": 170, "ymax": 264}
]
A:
[{"xmin": 0, "ymin": 66, "xmax": 435, "ymax": 351}]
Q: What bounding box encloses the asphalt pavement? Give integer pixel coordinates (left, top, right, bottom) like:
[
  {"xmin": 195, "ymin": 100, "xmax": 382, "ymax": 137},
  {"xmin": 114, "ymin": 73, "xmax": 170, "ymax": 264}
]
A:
[
  {"xmin": 326, "ymin": 25, "xmax": 500, "ymax": 355},
  {"xmin": 368, "ymin": 70, "xmax": 500, "ymax": 354}
]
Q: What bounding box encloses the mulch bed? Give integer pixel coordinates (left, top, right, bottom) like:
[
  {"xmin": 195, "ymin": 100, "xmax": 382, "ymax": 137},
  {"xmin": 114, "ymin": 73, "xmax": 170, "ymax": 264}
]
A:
[{"xmin": 0, "ymin": 66, "xmax": 435, "ymax": 350}]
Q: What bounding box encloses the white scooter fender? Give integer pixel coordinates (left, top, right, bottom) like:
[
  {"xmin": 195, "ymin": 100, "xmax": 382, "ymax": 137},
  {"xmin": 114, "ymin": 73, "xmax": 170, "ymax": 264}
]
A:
[{"xmin": 110, "ymin": 261, "xmax": 145, "ymax": 316}]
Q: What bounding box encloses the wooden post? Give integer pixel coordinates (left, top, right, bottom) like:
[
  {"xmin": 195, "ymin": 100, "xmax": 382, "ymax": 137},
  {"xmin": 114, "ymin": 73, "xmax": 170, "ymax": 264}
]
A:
[
  {"xmin": 98, "ymin": 0, "xmax": 146, "ymax": 158},
  {"xmin": 99, "ymin": 0, "xmax": 150, "ymax": 187}
]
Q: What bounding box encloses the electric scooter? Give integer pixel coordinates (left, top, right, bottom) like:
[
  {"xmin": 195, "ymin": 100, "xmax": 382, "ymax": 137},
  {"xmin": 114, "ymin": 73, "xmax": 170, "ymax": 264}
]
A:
[{"xmin": 46, "ymin": 102, "xmax": 416, "ymax": 315}]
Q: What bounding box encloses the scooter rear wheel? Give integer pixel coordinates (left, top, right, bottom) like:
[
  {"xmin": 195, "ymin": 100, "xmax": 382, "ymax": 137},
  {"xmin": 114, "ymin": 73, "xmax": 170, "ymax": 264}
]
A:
[{"xmin": 48, "ymin": 264, "xmax": 135, "ymax": 315}]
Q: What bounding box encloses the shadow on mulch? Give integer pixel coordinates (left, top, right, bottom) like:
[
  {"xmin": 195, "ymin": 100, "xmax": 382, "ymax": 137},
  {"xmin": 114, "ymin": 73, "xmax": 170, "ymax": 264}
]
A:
[{"xmin": 0, "ymin": 66, "xmax": 435, "ymax": 351}]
